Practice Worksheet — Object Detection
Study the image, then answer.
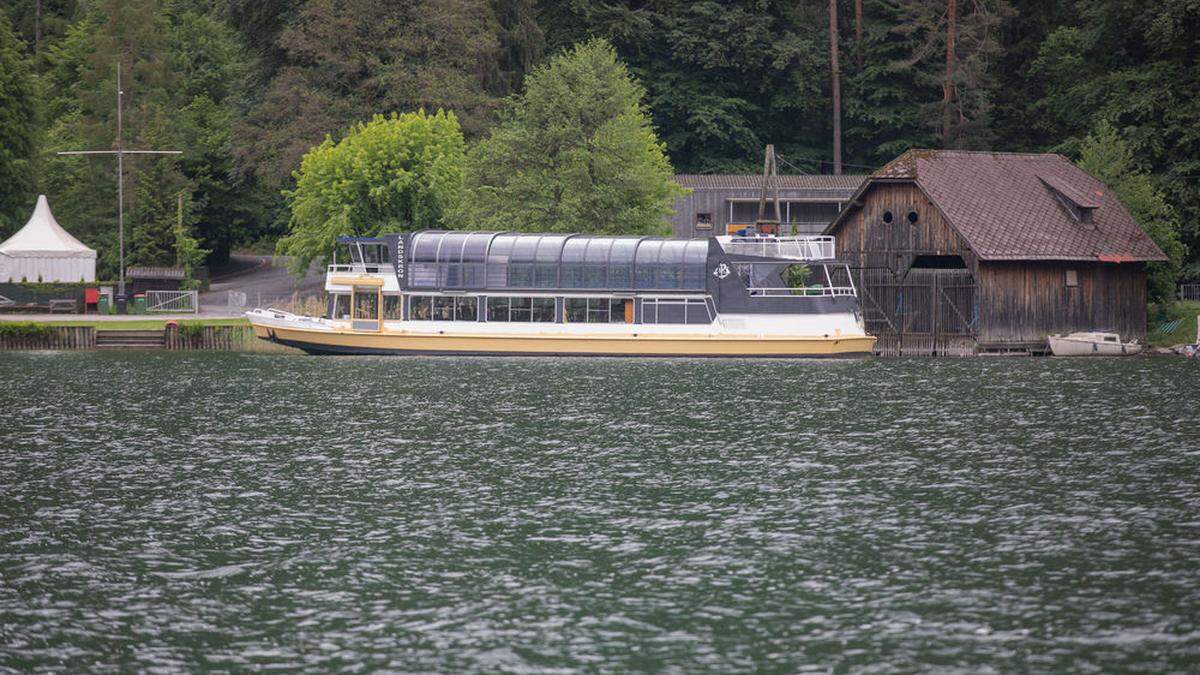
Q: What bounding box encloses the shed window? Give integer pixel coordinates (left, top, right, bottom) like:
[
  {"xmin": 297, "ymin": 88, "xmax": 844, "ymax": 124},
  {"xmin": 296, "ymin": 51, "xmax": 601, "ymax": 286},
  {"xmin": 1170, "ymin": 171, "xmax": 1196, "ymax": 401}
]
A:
[{"xmin": 1065, "ymin": 269, "xmax": 1079, "ymax": 287}]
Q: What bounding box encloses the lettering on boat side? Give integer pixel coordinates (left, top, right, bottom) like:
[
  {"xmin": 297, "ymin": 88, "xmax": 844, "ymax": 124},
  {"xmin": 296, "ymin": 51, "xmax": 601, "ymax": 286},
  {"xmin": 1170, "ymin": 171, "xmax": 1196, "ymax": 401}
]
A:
[
  {"xmin": 713, "ymin": 263, "xmax": 731, "ymax": 280},
  {"xmin": 394, "ymin": 235, "xmax": 406, "ymax": 282}
]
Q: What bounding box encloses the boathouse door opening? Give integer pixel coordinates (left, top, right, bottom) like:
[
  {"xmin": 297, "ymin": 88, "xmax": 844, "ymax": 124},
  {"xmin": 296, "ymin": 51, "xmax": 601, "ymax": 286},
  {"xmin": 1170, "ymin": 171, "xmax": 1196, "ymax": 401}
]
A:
[{"xmin": 856, "ymin": 258, "xmax": 976, "ymax": 356}]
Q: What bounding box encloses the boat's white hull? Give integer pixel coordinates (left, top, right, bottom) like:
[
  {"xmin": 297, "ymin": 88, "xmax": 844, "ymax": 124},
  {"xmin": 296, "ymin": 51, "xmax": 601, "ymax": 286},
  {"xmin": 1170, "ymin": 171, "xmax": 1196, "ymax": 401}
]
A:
[
  {"xmin": 247, "ymin": 310, "xmax": 876, "ymax": 358},
  {"xmin": 1048, "ymin": 335, "xmax": 1142, "ymax": 356}
]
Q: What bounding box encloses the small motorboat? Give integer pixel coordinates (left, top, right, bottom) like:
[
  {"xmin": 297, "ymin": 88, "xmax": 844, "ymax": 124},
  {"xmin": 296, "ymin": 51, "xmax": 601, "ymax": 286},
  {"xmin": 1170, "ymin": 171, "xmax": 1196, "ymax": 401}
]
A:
[{"xmin": 1048, "ymin": 331, "xmax": 1142, "ymax": 356}]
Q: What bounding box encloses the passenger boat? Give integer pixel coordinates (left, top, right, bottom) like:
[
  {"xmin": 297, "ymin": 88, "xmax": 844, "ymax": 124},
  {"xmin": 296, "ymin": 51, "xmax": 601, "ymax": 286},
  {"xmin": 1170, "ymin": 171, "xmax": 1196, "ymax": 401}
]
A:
[
  {"xmin": 246, "ymin": 231, "xmax": 876, "ymax": 357},
  {"xmin": 1048, "ymin": 331, "xmax": 1143, "ymax": 356}
]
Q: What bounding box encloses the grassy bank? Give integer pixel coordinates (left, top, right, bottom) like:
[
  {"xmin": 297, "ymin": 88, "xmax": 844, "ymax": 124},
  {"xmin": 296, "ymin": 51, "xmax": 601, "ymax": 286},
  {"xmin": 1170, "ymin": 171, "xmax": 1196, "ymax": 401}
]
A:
[{"xmin": 1148, "ymin": 301, "xmax": 1200, "ymax": 347}]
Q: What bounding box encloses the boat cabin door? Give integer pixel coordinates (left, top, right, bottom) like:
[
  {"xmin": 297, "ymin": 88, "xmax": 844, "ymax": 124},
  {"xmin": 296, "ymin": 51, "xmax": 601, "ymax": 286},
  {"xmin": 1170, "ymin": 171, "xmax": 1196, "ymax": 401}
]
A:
[{"xmin": 351, "ymin": 283, "xmax": 382, "ymax": 332}]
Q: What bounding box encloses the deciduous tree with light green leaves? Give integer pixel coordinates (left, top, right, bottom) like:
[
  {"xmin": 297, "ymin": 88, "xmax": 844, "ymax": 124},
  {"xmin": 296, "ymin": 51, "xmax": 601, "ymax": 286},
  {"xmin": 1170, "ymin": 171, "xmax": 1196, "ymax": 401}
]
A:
[
  {"xmin": 1077, "ymin": 120, "xmax": 1186, "ymax": 303},
  {"xmin": 278, "ymin": 110, "xmax": 467, "ymax": 274},
  {"xmin": 463, "ymin": 38, "xmax": 684, "ymax": 234}
]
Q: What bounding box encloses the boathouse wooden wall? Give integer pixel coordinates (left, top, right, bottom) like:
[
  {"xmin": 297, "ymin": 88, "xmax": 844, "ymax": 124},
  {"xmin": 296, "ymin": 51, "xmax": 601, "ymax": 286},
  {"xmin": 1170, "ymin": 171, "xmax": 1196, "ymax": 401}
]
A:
[
  {"xmin": 975, "ymin": 261, "xmax": 1147, "ymax": 346},
  {"xmin": 834, "ymin": 182, "xmax": 975, "ymax": 274}
]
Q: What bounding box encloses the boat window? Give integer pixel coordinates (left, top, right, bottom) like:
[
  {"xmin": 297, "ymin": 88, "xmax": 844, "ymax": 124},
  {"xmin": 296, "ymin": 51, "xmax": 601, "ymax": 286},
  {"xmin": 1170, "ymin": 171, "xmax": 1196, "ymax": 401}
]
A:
[
  {"xmin": 565, "ymin": 297, "xmax": 615, "ymax": 323},
  {"xmin": 329, "ymin": 293, "xmax": 351, "ymax": 320},
  {"xmin": 406, "ymin": 232, "xmax": 705, "ymax": 293},
  {"xmin": 383, "ymin": 295, "xmax": 403, "ymax": 320},
  {"xmin": 562, "ymin": 297, "xmax": 630, "ymax": 323},
  {"xmin": 486, "ymin": 296, "xmax": 555, "ymax": 322},
  {"xmin": 460, "ymin": 234, "xmax": 490, "ymax": 287},
  {"xmin": 353, "ymin": 288, "xmax": 379, "ymax": 320},
  {"xmin": 641, "ymin": 298, "xmax": 712, "ymax": 324},
  {"xmin": 431, "ymin": 295, "xmax": 477, "ymax": 321},
  {"xmin": 409, "ymin": 295, "xmax": 432, "ymax": 320},
  {"xmin": 412, "ymin": 232, "xmax": 442, "ymax": 262}
]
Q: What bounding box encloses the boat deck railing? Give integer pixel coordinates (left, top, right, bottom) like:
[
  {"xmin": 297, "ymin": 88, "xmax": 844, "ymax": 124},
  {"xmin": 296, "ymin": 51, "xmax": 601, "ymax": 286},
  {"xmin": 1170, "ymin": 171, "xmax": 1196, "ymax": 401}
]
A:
[
  {"xmin": 721, "ymin": 235, "xmax": 836, "ymax": 261},
  {"xmin": 328, "ymin": 263, "xmax": 391, "ymax": 275},
  {"xmin": 747, "ymin": 286, "xmax": 858, "ymax": 297}
]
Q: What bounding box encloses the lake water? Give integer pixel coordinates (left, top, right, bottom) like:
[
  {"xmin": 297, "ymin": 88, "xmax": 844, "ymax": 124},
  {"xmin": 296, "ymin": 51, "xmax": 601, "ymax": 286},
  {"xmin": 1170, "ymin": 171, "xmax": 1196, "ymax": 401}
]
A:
[{"xmin": 1, "ymin": 352, "xmax": 1198, "ymax": 671}]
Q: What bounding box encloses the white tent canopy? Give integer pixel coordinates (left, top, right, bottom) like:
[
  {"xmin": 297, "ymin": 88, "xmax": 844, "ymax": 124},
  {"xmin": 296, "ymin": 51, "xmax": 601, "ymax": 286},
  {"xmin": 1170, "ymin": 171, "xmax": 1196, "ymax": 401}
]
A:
[{"xmin": 0, "ymin": 195, "xmax": 96, "ymax": 283}]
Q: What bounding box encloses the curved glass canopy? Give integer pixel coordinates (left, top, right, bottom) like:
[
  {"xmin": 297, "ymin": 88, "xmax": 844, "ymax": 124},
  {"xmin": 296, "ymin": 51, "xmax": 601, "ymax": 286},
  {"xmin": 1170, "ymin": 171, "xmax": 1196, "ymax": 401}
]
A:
[{"xmin": 408, "ymin": 231, "xmax": 709, "ymax": 292}]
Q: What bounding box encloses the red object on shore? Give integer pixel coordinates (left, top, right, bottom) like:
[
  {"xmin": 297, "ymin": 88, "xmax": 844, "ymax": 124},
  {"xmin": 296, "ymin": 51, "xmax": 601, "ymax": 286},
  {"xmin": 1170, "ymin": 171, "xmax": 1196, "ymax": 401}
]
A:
[{"xmin": 83, "ymin": 288, "xmax": 99, "ymax": 314}]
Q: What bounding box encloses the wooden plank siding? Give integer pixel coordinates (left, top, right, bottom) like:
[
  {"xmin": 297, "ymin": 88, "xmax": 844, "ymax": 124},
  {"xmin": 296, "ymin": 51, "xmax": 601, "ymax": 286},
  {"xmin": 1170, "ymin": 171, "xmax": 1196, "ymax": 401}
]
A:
[
  {"xmin": 835, "ymin": 182, "xmax": 975, "ymax": 274},
  {"xmin": 976, "ymin": 261, "xmax": 1148, "ymax": 344}
]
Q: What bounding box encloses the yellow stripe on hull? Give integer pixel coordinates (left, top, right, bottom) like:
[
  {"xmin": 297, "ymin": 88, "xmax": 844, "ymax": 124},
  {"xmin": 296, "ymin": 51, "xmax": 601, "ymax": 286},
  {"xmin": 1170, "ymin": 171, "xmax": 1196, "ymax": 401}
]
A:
[{"xmin": 253, "ymin": 324, "xmax": 876, "ymax": 357}]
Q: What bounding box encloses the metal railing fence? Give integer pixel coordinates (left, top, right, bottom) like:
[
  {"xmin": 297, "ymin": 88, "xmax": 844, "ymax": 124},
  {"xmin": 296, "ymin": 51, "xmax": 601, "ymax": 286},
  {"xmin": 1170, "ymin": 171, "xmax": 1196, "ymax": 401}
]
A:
[{"xmin": 145, "ymin": 289, "xmax": 198, "ymax": 313}]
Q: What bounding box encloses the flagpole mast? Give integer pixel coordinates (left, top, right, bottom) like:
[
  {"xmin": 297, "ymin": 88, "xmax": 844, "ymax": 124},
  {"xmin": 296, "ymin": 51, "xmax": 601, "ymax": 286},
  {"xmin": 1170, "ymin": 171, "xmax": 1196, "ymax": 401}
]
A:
[
  {"xmin": 117, "ymin": 63, "xmax": 125, "ymax": 309},
  {"xmin": 57, "ymin": 62, "xmax": 180, "ymax": 314}
]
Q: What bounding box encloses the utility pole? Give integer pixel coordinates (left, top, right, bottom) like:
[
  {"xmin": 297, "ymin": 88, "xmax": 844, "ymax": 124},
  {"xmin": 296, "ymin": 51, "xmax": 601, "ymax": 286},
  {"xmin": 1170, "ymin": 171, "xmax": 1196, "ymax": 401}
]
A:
[
  {"xmin": 830, "ymin": 0, "xmax": 843, "ymax": 175},
  {"xmin": 58, "ymin": 63, "xmax": 181, "ymax": 314}
]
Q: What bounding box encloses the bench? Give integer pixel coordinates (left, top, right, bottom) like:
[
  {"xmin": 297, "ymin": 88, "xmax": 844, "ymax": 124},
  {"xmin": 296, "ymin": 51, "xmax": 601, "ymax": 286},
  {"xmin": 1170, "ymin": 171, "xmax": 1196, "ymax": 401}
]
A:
[{"xmin": 48, "ymin": 299, "xmax": 77, "ymax": 313}]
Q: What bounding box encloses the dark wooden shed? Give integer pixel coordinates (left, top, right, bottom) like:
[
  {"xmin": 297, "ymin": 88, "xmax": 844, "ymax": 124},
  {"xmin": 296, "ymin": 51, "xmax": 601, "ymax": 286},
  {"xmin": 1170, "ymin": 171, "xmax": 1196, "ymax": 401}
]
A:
[
  {"xmin": 125, "ymin": 266, "xmax": 186, "ymax": 296},
  {"xmin": 669, "ymin": 174, "xmax": 865, "ymax": 238},
  {"xmin": 824, "ymin": 150, "xmax": 1167, "ymax": 355}
]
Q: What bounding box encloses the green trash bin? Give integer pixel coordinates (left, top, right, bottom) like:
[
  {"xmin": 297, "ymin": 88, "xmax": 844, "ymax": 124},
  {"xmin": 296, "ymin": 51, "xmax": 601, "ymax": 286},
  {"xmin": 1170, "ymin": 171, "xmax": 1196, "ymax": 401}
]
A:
[
  {"xmin": 133, "ymin": 294, "xmax": 147, "ymax": 315},
  {"xmin": 98, "ymin": 295, "xmax": 110, "ymax": 314}
]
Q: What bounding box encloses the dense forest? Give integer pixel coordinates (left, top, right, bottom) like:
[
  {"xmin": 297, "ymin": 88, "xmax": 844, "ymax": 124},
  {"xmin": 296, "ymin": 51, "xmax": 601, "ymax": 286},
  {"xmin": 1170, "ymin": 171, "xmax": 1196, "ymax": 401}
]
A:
[{"xmin": 0, "ymin": 0, "xmax": 1197, "ymax": 283}]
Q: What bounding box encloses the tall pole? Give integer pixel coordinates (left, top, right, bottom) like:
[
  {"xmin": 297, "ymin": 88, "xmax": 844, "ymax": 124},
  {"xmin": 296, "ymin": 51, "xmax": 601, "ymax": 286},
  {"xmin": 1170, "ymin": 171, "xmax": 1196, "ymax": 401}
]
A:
[
  {"xmin": 943, "ymin": 0, "xmax": 957, "ymax": 145},
  {"xmin": 57, "ymin": 62, "xmax": 181, "ymax": 314},
  {"xmin": 117, "ymin": 64, "xmax": 125, "ymax": 307},
  {"xmin": 830, "ymin": 0, "xmax": 843, "ymax": 175}
]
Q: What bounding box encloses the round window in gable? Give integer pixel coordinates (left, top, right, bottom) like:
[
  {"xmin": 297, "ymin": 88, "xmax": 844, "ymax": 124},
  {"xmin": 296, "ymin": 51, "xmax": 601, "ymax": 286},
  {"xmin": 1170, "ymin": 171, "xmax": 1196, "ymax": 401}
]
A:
[
  {"xmin": 907, "ymin": 211, "xmax": 919, "ymax": 224},
  {"xmin": 882, "ymin": 210, "xmax": 894, "ymax": 224}
]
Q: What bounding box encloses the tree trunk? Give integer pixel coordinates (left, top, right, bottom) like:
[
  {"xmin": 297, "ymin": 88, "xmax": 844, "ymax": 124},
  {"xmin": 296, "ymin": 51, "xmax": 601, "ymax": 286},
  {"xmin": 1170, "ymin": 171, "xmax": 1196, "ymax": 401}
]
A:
[
  {"xmin": 855, "ymin": 0, "xmax": 863, "ymax": 71},
  {"xmin": 35, "ymin": 0, "xmax": 42, "ymax": 56},
  {"xmin": 943, "ymin": 0, "xmax": 957, "ymax": 145},
  {"xmin": 830, "ymin": 0, "xmax": 842, "ymax": 175}
]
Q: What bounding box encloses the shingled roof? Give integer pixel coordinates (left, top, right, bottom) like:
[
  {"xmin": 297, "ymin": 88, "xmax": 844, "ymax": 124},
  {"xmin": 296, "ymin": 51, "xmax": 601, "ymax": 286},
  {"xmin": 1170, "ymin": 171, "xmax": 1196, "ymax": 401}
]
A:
[
  {"xmin": 827, "ymin": 150, "xmax": 1167, "ymax": 262},
  {"xmin": 674, "ymin": 174, "xmax": 866, "ymax": 191}
]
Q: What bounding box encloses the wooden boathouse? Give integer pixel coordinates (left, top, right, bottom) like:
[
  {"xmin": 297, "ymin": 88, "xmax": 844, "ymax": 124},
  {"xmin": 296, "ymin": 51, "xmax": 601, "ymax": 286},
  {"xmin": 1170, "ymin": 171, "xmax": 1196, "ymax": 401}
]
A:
[{"xmin": 824, "ymin": 150, "xmax": 1167, "ymax": 356}]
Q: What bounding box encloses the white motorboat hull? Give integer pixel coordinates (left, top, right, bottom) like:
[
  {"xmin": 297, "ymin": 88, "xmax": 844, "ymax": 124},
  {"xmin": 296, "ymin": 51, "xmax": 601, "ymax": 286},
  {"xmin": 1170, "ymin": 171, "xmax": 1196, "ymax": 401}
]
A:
[{"xmin": 1048, "ymin": 334, "xmax": 1142, "ymax": 356}]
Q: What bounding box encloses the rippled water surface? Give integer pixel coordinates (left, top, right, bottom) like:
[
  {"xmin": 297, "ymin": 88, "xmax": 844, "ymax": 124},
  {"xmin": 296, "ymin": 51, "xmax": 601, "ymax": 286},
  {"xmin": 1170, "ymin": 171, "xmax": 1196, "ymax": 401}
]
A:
[{"xmin": 2, "ymin": 352, "xmax": 1199, "ymax": 671}]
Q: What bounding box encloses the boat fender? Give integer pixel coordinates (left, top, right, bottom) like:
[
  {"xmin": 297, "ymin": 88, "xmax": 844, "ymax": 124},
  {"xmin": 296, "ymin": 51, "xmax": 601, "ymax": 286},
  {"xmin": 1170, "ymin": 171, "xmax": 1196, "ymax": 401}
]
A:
[
  {"xmin": 1092, "ymin": 342, "xmax": 1098, "ymax": 353},
  {"xmin": 1121, "ymin": 344, "xmax": 1127, "ymax": 354}
]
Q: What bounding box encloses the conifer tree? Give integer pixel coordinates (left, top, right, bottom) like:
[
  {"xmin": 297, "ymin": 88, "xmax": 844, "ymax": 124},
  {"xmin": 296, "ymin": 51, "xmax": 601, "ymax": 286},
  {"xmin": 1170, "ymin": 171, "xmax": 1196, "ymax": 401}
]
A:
[{"xmin": 0, "ymin": 10, "xmax": 36, "ymax": 236}]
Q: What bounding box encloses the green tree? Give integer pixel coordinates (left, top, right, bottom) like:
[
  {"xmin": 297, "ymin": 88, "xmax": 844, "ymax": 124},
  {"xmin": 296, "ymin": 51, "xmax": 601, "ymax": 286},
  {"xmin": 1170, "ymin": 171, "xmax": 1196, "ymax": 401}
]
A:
[
  {"xmin": 278, "ymin": 110, "xmax": 466, "ymax": 274},
  {"xmin": 463, "ymin": 39, "xmax": 683, "ymax": 234},
  {"xmin": 1078, "ymin": 120, "xmax": 1186, "ymax": 302},
  {"xmin": 0, "ymin": 10, "xmax": 36, "ymax": 236}
]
